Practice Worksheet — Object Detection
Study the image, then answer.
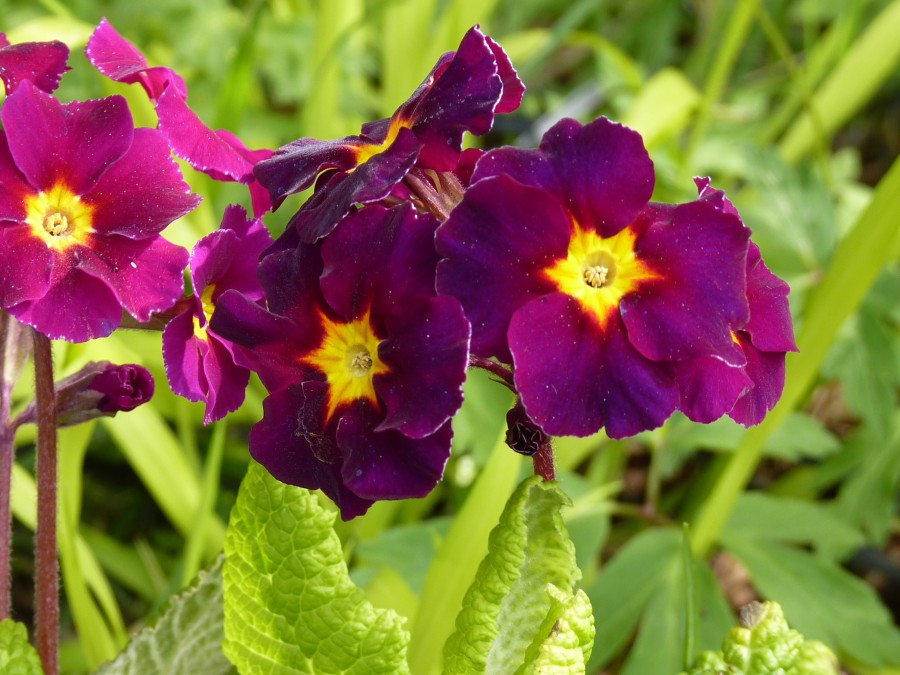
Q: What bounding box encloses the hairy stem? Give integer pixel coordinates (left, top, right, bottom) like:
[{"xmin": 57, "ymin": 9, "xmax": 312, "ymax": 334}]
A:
[
  {"xmin": 0, "ymin": 313, "xmax": 20, "ymax": 620},
  {"xmin": 467, "ymin": 355, "xmax": 515, "ymax": 388},
  {"xmin": 32, "ymin": 331, "xmax": 58, "ymax": 675},
  {"xmin": 532, "ymin": 438, "xmax": 556, "ymax": 482}
]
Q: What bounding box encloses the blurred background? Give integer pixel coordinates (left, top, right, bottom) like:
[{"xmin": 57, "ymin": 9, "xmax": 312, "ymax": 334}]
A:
[{"xmin": 2, "ymin": 0, "xmax": 899, "ymax": 672}]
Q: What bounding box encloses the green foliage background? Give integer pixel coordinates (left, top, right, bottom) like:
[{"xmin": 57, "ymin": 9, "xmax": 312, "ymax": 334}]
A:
[{"xmin": 1, "ymin": 0, "xmax": 899, "ymax": 672}]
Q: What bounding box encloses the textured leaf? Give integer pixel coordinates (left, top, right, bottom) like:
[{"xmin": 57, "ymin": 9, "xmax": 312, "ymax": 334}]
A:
[
  {"xmin": 681, "ymin": 601, "xmax": 839, "ymax": 675},
  {"xmin": 97, "ymin": 558, "xmax": 231, "ymax": 675},
  {"xmin": 223, "ymin": 461, "xmax": 410, "ymax": 674},
  {"xmin": 526, "ymin": 586, "xmax": 595, "ymax": 674},
  {"xmin": 443, "ymin": 476, "xmax": 587, "ymax": 674},
  {"xmin": 0, "ymin": 620, "xmax": 42, "ymax": 675}
]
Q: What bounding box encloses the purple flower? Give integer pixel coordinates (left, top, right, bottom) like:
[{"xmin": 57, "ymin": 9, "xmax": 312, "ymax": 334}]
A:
[
  {"xmin": 16, "ymin": 361, "xmax": 154, "ymax": 428},
  {"xmin": 436, "ymin": 117, "xmax": 752, "ymax": 439},
  {"xmin": 675, "ymin": 179, "xmax": 797, "ymax": 425},
  {"xmin": 211, "ymin": 204, "xmax": 470, "ymax": 519},
  {"xmin": 163, "ymin": 205, "xmax": 273, "ymax": 424},
  {"xmin": 86, "ymin": 18, "xmax": 273, "ymax": 216},
  {"xmin": 0, "ymin": 82, "xmax": 198, "ymax": 342},
  {"xmin": 0, "ymin": 33, "xmax": 69, "ymax": 94},
  {"xmin": 254, "ymin": 24, "xmax": 524, "ymax": 243}
]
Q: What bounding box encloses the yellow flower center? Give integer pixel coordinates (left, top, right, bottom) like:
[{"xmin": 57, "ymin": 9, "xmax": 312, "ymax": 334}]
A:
[
  {"xmin": 25, "ymin": 183, "xmax": 95, "ymax": 251},
  {"xmin": 192, "ymin": 285, "xmax": 217, "ymax": 341},
  {"xmin": 544, "ymin": 222, "xmax": 659, "ymax": 329},
  {"xmin": 302, "ymin": 309, "xmax": 390, "ymax": 423}
]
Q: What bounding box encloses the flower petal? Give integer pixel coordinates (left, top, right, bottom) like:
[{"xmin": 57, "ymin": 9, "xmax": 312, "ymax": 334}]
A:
[
  {"xmin": 375, "ymin": 295, "xmax": 469, "ymax": 438},
  {"xmin": 200, "ymin": 336, "xmax": 251, "ymax": 424},
  {"xmin": 86, "ymin": 128, "xmax": 200, "ymax": 238},
  {"xmin": 337, "ymin": 402, "xmax": 452, "ymax": 501},
  {"xmin": 486, "ymin": 34, "xmax": 525, "ymax": 114},
  {"xmin": 510, "ymin": 293, "xmax": 677, "ymax": 438},
  {"xmin": 620, "ymin": 200, "xmax": 750, "ymax": 365},
  {"xmin": 728, "ymin": 332, "xmax": 787, "ymax": 427},
  {"xmin": 250, "ymin": 381, "xmax": 374, "ymax": 520},
  {"xmin": 0, "ymin": 223, "xmax": 54, "ymax": 306},
  {"xmin": 0, "ymin": 37, "xmax": 69, "ymax": 94},
  {"xmin": 8, "ymin": 267, "xmax": 122, "ymax": 341},
  {"xmin": 744, "ymin": 243, "xmax": 797, "ymax": 353},
  {"xmin": 1, "ymin": 83, "xmax": 133, "ymax": 194},
  {"xmin": 675, "ymin": 356, "xmax": 753, "ymax": 424},
  {"xmin": 162, "ymin": 306, "xmax": 207, "ymax": 403},
  {"xmin": 472, "ymin": 117, "xmax": 654, "ymax": 237},
  {"xmin": 0, "ymin": 132, "xmax": 31, "ymax": 221},
  {"xmin": 436, "ymin": 174, "xmax": 567, "ymax": 360}
]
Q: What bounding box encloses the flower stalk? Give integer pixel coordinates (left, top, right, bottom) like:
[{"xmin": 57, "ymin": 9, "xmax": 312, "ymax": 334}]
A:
[{"xmin": 32, "ymin": 330, "xmax": 59, "ymax": 675}]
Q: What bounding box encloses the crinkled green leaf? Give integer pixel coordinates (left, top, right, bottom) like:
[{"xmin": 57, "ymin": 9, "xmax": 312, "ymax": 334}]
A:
[
  {"xmin": 98, "ymin": 558, "xmax": 230, "ymax": 675},
  {"xmin": 223, "ymin": 461, "xmax": 410, "ymax": 674},
  {"xmin": 525, "ymin": 585, "xmax": 594, "ymax": 674},
  {"xmin": 0, "ymin": 620, "xmax": 42, "ymax": 674},
  {"xmin": 443, "ymin": 476, "xmax": 585, "ymax": 674},
  {"xmin": 681, "ymin": 601, "xmax": 839, "ymax": 675}
]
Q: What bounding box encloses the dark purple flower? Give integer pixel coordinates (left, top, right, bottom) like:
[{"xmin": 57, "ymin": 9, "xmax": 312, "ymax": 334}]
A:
[
  {"xmin": 254, "ymin": 24, "xmax": 524, "ymax": 243},
  {"xmin": 16, "ymin": 361, "xmax": 154, "ymax": 428},
  {"xmin": 163, "ymin": 204, "xmax": 273, "ymax": 424},
  {"xmin": 436, "ymin": 117, "xmax": 752, "ymax": 439},
  {"xmin": 0, "ymin": 82, "xmax": 198, "ymax": 342},
  {"xmin": 211, "ymin": 204, "xmax": 470, "ymax": 519},
  {"xmin": 86, "ymin": 18, "xmax": 273, "ymax": 216},
  {"xmin": 0, "ymin": 33, "xmax": 70, "ymax": 94},
  {"xmin": 674, "ymin": 179, "xmax": 797, "ymax": 425}
]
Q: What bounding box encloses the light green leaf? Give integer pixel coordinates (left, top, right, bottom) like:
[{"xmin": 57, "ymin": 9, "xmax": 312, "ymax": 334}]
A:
[
  {"xmin": 0, "ymin": 620, "xmax": 42, "ymax": 674},
  {"xmin": 443, "ymin": 476, "xmax": 585, "ymax": 675},
  {"xmin": 223, "ymin": 461, "xmax": 410, "ymax": 674},
  {"xmin": 763, "ymin": 413, "xmax": 841, "ymax": 461},
  {"xmin": 97, "ymin": 558, "xmax": 231, "ymax": 675},
  {"xmin": 682, "ymin": 601, "xmax": 839, "ymax": 675},
  {"xmin": 623, "ymin": 67, "xmax": 700, "ymax": 148},
  {"xmin": 527, "ymin": 586, "xmax": 595, "ymax": 674},
  {"xmin": 444, "ymin": 476, "xmax": 584, "ymax": 673}
]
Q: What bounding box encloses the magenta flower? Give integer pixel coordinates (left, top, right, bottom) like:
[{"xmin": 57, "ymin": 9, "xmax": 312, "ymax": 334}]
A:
[
  {"xmin": 211, "ymin": 204, "xmax": 470, "ymax": 519},
  {"xmin": 0, "ymin": 33, "xmax": 69, "ymax": 94},
  {"xmin": 85, "ymin": 18, "xmax": 273, "ymax": 216},
  {"xmin": 163, "ymin": 205, "xmax": 273, "ymax": 424},
  {"xmin": 674, "ymin": 179, "xmax": 797, "ymax": 425},
  {"xmin": 0, "ymin": 82, "xmax": 198, "ymax": 341},
  {"xmin": 254, "ymin": 24, "xmax": 524, "ymax": 243},
  {"xmin": 437, "ymin": 117, "xmax": 753, "ymax": 439}
]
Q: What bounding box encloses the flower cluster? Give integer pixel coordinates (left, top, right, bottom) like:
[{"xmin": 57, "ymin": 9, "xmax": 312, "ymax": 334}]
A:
[{"xmin": 0, "ymin": 21, "xmax": 796, "ymax": 518}]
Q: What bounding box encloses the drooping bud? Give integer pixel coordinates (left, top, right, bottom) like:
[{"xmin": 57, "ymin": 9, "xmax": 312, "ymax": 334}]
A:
[{"xmin": 15, "ymin": 361, "xmax": 154, "ymax": 428}]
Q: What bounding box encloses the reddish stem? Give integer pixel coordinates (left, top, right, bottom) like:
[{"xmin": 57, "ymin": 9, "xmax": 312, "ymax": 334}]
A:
[
  {"xmin": 532, "ymin": 438, "xmax": 556, "ymax": 482},
  {"xmin": 467, "ymin": 355, "xmax": 515, "ymax": 389},
  {"xmin": 32, "ymin": 331, "xmax": 58, "ymax": 675},
  {"xmin": 0, "ymin": 313, "xmax": 17, "ymax": 620}
]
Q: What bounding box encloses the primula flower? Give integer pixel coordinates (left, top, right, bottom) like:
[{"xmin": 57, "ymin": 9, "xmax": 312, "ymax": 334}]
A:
[
  {"xmin": 211, "ymin": 204, "xmax": 470, "ymax": 519},
  {"xmin": 0, "ymin": 82, "xmax": 198, "ymax": 342},
  {"xmin": 675, "ymin": 179, "xmax": 797, "ymax": 425},
  {"xmin": 0, "ymin": 33, "xmax": 69, "ymax": 94},
  {"xmin": 85, "ymin": 18, "xmax": 273, "ymax": 216},
  {"xmin": 163, "ymin": 204, "xmax": 273, "ymax": 424},
  {"xmin": 436, "ymin": 116, "xmax": 752, "ymax": 439},
  {"xmin": 254, "ymin": 24, "xmax": 524, "ymax": 243}
]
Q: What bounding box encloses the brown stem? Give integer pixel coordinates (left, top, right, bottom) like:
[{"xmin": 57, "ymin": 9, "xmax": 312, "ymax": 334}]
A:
[
  {"xmin": 32, "ymin": 331, "xmax": 58, "ymax": 675},
  {"xmin": 404, "ymin": 170, "xmax": 452, "ymax": 221},
  {"xmin": 0, "ymin": 313, "xmax": 20, "ymax": 620}
]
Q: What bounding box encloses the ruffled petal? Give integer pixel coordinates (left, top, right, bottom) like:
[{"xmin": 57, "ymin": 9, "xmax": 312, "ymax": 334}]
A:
[
  {"xmin": 0, "ymin": 223, "xmax": 55, "ymax": 306},
  {"xmin": 375, "ymin": 295, "xmax": 469, "ymax": 438},
  {"xmin": 675, "ymin": 355, "xmax": 753, "ymax": 424},
  {"xmin": 0, "ymin": 38, "xmax": 69, "ymax": 94},
  {"xmin": 436, "ymin": 174, "xmax": 567, "ymax": 360},
  {"xmin": 0, "ymin": 132, "xmax": 32, "ymax": 221},
  {"xmin": 250, "ymin": 382, "xmax": 374, "ymax": 520},
  {"xmin": 510, "ymin": 293, "xmax": 677, "ymax": 438},
  {"xmin": 728, "ymin": 332, "xmax": 787, "ymax": 426},
  {"xmin": 744, "ymin": 243, "xmax": 797, "ymax": 353},
  {"xmin": 337, "ymin": 402, "xmax": 452, "ymax": 501},
  {"xmin": 8, "ymin": 267, "xmax": 122, "ymax": 341},
  {"xmin": 1, "ymin": 83, "xmax": 133, "ymax": 194},
  {"xmin": 620, "ymin": 200, "xmax": 750, "ymax": 365},
  {"xmin": 200, "ymin": 335, "xmax": 251, "ymax": 424},
  {"xmin": 85, "ymin": 128, "xmax": 200, "ymax": 238},
  {"xmin": 162, "ymin": 306, "xmax": 207, "ymax": 403},
  {"xmin": 472, "ymin": 117, "xmax": 654, "ymax": 237},
  {"xmin": 485, "ymin": 34, "xmax": 525, "ymax": 114}
]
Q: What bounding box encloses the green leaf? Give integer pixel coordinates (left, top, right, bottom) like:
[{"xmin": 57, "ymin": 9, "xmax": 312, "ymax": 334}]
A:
[
  {"xmin": 681, "ymin": 601, "xmax": 839, "ymax": 675},
  {"xmin": 443, "ymin": 477, "xmax": 586, "ymax": 674},
  {"xmin": 623, "ymin": 67, "xmax": 700, "ymax": 148},
  {"xmin": 724, "ymin": 536, "xmax": 900, "ymax": 667},
  {"xmin": 223, "ymin": 461, "xmax": 410, "ymax": 674},
  {"xmin": 726, "ymin": 492, "xmax": 864, "ymax": 560},
  {"xmin": 0, "ymin": 620, "xmax": 42, "ymax": 675},
  {"xmin": 763, "ymin": 413, "xmax": 841, "ymax": 462},
  {"xmin": 527, "ymin": 586, "xmax": 595, "ymax": 674},
  {"xmin": 97, "ymin": 558, "xmax": 231, "ymax": 675}
]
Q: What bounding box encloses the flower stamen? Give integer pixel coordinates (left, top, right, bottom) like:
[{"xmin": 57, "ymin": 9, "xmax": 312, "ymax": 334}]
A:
[
  {"xmin": 349, "ymin": 349, "xmax": 374, "ymax": 376},
  {"xmin": 43, "ymin": 212, "xmax": 71, "ymax": 237},
  {"xmin": 583, "ymin": 264, "xmax": 609, "ymax": 288}
]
